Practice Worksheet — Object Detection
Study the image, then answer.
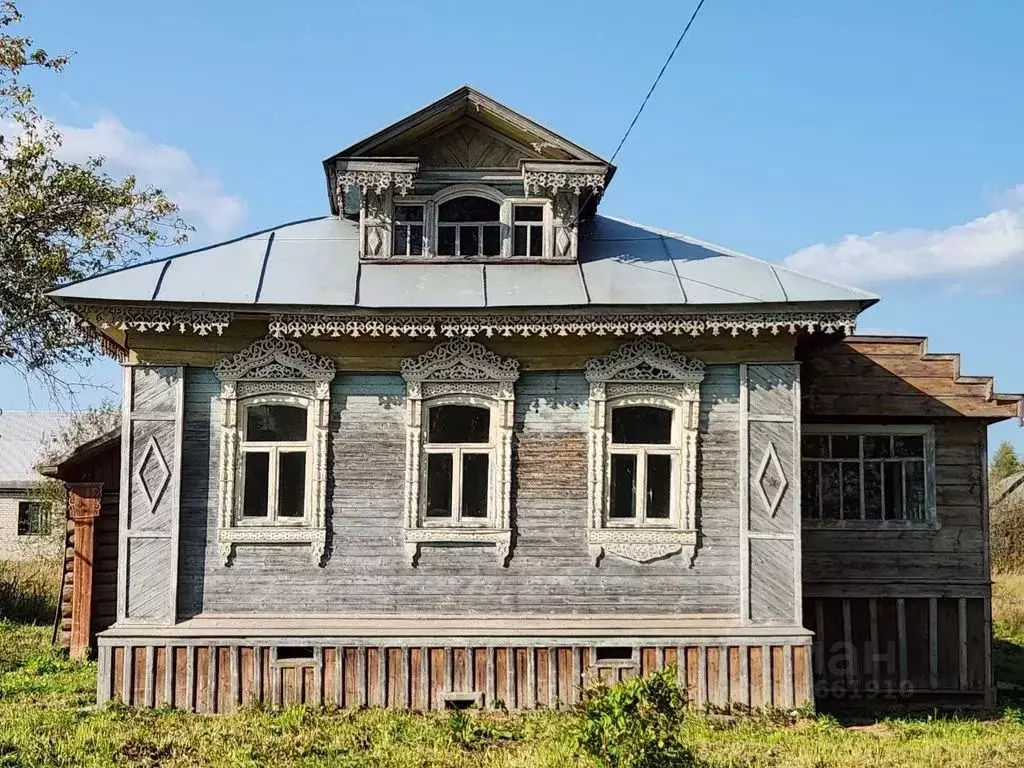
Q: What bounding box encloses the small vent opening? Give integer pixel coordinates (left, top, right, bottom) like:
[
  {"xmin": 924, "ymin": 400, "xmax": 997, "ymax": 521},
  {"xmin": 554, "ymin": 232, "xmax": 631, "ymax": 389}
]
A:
[
  {"xmin": 594, "ymin": 647, "xmax": 636, "ymax": 664},
  {"xmin": 275, "ymin": 646, "xmax": 316, "ymax": 661},
  {"xmin": 441, "ymin": 692, "xmax": 483, "ymax": 710}
]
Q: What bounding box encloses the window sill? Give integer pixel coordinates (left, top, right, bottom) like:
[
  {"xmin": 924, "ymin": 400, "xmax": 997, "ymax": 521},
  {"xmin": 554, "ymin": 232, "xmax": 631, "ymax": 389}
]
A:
[
  {"xmin": 218, "ymin": 527, "xmax": 326, "ymax": 566},
  {"xmin": 588, "ymin": 529, "xmax": 697, "ymax": 565},
  {"xmin": 404, "ymin": 528, "xmax": 511, "ymax": 566},
  {"xmin": 802, "ymin": 519, "xmax": 940, "ymax": 532}
]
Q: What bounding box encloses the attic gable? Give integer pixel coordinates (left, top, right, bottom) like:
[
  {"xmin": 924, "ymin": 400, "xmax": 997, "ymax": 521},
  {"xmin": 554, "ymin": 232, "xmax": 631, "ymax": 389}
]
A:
[{"xmin": 399, "ymin": 116, "xmax": 539, "ymax": 169}]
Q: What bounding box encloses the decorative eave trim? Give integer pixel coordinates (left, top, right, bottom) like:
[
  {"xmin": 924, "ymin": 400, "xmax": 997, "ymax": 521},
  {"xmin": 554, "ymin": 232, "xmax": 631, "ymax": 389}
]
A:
[
  {"xmin": 71, "ymin": 305, "xmax": 860, "ymax": 341},
  {"xmin": 335, "ymin": 158, "xmax": 420, "ymax": 196},
  {"xmin": 214, "ymin": 336, "xmax": 336, "ymax": 383}
]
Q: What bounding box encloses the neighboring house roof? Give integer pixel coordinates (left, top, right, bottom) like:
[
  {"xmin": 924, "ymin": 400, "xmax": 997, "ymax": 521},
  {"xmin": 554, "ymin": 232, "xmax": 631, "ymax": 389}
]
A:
[
  {"xmin": 48, "ymin": 215, "xmax": 877, "ymax": 310},
  {"xmin": 0, "ymin": 411, "xmax": 75, "ymax": 489},
  {"xmin": 992, "ymin": 471, "xmax": 1024, "ymax": 507}
]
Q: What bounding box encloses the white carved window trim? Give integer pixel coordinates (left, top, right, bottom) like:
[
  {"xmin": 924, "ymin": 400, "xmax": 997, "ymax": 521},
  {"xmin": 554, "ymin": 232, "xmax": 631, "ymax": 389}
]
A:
[
  {"xmin": 400, "ymin": 339, "xmax": 519, "ymax": 565},
  {"xmin": 214, "ymin": 337, "xmax": 336, "ymax": 566},
  {"xmin": 800, "ymin": 423, "xmax": 937, "ymax": 530},
  {"xmin": 585, "ymin": 340, "xmax": 705, "ymax": 565}
]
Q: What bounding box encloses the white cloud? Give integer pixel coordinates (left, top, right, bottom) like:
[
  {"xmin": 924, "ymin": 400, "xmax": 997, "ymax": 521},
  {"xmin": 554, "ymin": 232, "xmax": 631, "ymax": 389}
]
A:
[
  {"xmin": 784, "ymin": 189, "xmax": 1024, "ymax": 285},
  {"xmin": 52, "ymin": 116, "xmax": 247, "ymax": 238}
]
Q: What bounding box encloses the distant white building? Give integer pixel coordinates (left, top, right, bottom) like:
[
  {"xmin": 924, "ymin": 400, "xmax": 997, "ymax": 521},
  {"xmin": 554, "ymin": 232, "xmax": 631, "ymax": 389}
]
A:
[{"xmin": 0, "ymin": 411, "xmax": 74, "ymax": 560}]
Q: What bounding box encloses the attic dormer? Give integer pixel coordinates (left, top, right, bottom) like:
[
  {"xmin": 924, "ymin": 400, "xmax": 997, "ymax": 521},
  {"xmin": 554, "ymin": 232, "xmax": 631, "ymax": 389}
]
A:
[{"xmin": 323, "ymin": 87, "xmax": 613, "ymax": 263}]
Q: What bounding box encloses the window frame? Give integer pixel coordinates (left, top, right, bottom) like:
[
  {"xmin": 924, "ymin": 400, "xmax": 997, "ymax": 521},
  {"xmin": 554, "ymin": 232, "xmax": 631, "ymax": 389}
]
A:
[
  {"xmin": 236, "ymin": 395, "xmax": 314, "ymax": 527},
  {"xmin": 419, "ymin": 395, "xmax": 497, "ymax": 528},
  {"xmin": 604, "ymin": 397, "xmax": 683, "ymax": 529},
  {"xmin": 511, "ymin": 203, "xmax": 545, "ymax": 258},
  {"xmin": 392, "ymin": 203, "xmax": 425, "ymax": 257},
  {"xmin": 800, "ymin": 423, "xmax": 938, "ymax": 530},
  {"xmin": 17, "ymin": 500, "xmax": 53, "ymax": 536},
  {"xmin": 400, "ymin": 339, "xmax": 520, "ymax": 565},
  {"xmin": 585, "ymin": 340, "xmax": 705, "ymax": 565},
  {"xmin": 214, "ymin": 337, "xmax": 336, "ymax": 565}
]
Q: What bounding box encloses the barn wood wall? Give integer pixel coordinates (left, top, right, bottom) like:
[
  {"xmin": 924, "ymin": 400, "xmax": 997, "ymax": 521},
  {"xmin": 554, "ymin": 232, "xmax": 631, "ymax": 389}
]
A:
[
  {"xmin": 178, "ymin": 366, "xmax": 746, "ymax": 617},
  {"xmin": 97, "ymin": 640, "xmax": 813, "ymax": 713}
]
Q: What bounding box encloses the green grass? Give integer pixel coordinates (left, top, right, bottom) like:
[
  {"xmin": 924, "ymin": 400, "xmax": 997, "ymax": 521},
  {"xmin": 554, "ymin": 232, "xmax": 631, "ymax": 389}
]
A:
[{"xmin": 4, "ymin": 574, "xmax": 1024, "ymax": 766}]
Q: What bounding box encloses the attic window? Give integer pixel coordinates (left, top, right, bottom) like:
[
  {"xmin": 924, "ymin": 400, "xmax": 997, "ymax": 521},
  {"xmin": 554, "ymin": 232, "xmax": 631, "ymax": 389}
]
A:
[
  {"xmin": 394, "ymin": 205, "xmax": 424, "ymax": 257},
  {"xmin": 512, "ymin": 205, "xmax": 543, "ymax": 257},
  {"xmin": 437, "ymin": 196, "xmax": 500, "ymax": 257}
]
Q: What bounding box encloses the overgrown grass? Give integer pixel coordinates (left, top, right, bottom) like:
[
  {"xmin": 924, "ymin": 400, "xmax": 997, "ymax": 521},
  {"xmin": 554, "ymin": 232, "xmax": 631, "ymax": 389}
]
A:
[
  {"xmin": 3, "ymin": 572, "xmax": 1024, "ymax": 766},
  {"xmin": 0, "ymin": 556, "xmax": 61, "ymax": 623}
]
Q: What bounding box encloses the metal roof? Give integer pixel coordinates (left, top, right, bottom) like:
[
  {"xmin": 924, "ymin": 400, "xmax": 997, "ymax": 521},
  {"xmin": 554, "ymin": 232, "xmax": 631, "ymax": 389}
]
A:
[
  {"xmin": 0, "ymin": 411, "xmax": 75, "ymax": 487},
  {"xmin": 49, "ymin": 215, "xmax": 877, "ymax": 310}
]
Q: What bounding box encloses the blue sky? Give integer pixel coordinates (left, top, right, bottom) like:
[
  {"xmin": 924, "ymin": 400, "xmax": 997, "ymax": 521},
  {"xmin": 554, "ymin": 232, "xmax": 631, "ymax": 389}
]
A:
[{"xmin": 4, "ymin": 0, "xmax": 1023, "ymax": 453}]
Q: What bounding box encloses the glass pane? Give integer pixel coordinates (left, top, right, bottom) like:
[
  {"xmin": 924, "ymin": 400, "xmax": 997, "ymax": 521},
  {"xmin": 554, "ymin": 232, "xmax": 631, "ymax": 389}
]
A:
[
  {"xmin": 905, "ymin": 461, "xmax": 926, "ymax": 520},
  {"xmin": 646, "ymin": 454, "xmax": 671, "ymax": 519},
  {"xmin": 821, "ymin": 463, "xmax": 841, "ymax": 519},
  {"xmin": 513, "ymin": 225, "xmax": 528, "ymax": 256},
  {"xmin": 830, "ymin": 435, "xmax": 859, "ymax": 459},
  {"xmin": 246, "ymin": 405, "xmax": 307, "ymax": 442},
  {"xmin": 428, "ymin": 405, "xmax": 490, "ymax": 443},
  {"xmin": 459, "ymin": 225, "xmax": 479, "ymax": 256},
  {"xmin": 426, "ymin": 453, "xmax": 453, "ymax": 517},
  {"xmin": 394, "ymin": 225, "xmax": 408, "ymax": 255},
  {"xmin": 514, "ymin": 205, "xmax": 543, "ymax": 222},
  {"xmin": 461, "ymin": 453, "xmax": 489, "ymax": 518},
  {"xmin": 438, "ymin": 225, "xmax": 456, "ymax": 256},
  {"xmin": 864, "ymin": 461, "xmax": 883, "ymax": 519},
  {"xmin": 529, "ymin": 225, "xmax": 542, "ymax": 257},
  {"xmin": 277, "ymin": 452, "xmax": 306, "ymax": 518},
  {"xmin": 802, "ymin": 435, "xmax": 826, "ymax": 459},
  {"xmin": 801, "ymin": 461, "xmax": 819, "ymax": 519},
  {"xmin": 611, "ymin": 406, "xmax": 672, "ymax": 445},
  {"xmin": 864, "ymin": 435, "xmax": 891, "ymax": 459},
  {"xmin": 395, "ymin": 205, "xmax": 423, "ymax": 222},
  {"xmin": 438, "ymin": 196, "xmax": 500, "ymax": 223},
  {"xmin": 609, "ymin": 454, "xmax": 637, "ymax": 519},
  {"xmin": 242, "ymin": 452, "xmax": 270, "ymax": 517},
  {"xmin": 894, "ymin": 435, "xmax": 924, "ymax": 458},
  {"xmin": 482, "ymin": 225, "xmax": 500, "ymax": 256},
  {"xmin": 883, "ymin": 463, "xmax": 904, "ymax": 520},
  {"xmin": 841, "ymin": 463, "xmax": 861, "ymax": 520},
  {"xmin": 409, "ymin": 225, "xmax": 423, "ymax": 256}
]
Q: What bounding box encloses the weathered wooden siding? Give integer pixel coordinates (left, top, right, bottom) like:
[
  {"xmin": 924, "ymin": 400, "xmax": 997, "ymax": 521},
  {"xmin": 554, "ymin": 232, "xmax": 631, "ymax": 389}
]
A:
[
  {"xmin": 178, "ymin": 367, "xmax": 743, "ymax": 617},
  {"xmin": 97, "ymin": 639, "xmax": 812, "ymax": 712}
]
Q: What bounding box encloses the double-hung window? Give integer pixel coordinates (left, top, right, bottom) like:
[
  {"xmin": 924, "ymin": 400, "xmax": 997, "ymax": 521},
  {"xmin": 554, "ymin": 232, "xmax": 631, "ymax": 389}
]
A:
[
  {"xmin": 393, "ymin": 204, "xmax": 424, "ymax": 257},
  {"xmin": 17, "ymin": 501, "xmax": 52, "ymax": 536},
  {"xmin": 214, "ymin": 337, "xmax": 336, "ymax": 565},
  {"xmin": 585, "ymin": 340, "xmax": 705, "ymax": 564},
  {"xmin": 801, "ymin": 425, "xmax": 935, "ymax": 526},
  {"xmin": 512, "ymin": 204, "xmax": 544, "ymax": 257},
  {"xmin": 401, "ymin": 339, "xmax": 519, "ymax": 565}
]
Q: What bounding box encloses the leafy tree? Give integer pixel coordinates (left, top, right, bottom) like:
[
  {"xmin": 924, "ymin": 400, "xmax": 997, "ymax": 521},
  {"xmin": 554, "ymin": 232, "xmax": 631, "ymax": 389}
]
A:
[
  {"xmin": 0, "ymin": 2, "xmax": 190, "ymax": 400},
  {"xmin": 991, "ymin": 440, "xmax": 1024, "ymax": 484}
]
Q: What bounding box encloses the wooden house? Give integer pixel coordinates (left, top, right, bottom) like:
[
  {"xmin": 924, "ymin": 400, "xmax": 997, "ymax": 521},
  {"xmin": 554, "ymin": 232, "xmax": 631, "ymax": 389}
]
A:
[{"xmin": 48, "ymin": 87, "xmax": 1021, "ymax": 712}]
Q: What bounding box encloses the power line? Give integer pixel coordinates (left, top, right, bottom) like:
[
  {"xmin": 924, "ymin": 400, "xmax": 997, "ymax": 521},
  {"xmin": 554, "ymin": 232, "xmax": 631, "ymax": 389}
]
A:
[{"xmin": 572, "ymin": 0, "xmax": 710, "ymax": 225}]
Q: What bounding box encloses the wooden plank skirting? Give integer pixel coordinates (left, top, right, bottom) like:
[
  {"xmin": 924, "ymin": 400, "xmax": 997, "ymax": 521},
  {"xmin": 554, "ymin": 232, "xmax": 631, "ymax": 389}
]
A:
[
  {"xmin": 804, "ymin": 595, "xmax": 993, "ymax": 708},
  {"xmin": 96, "ymin": 641, "xmax": 813, "ymax": 713}
]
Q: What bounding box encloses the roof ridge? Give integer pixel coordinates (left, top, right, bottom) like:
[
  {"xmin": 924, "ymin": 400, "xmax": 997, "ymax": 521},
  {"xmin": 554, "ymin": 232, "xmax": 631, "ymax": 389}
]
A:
[
  {"xmin": 47, "ymin": 216, "xmax": 329, "ymax": 295},
  {"xmin": 598, "ymin": 214, "xmax": 879, "ymax": 302}
]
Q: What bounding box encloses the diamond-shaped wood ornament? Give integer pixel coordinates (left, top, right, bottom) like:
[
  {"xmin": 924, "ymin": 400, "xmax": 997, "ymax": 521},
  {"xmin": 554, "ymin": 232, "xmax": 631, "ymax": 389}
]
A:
[
  {"xmin": 756, "ymin": 440, "xmax": 788, "ymax": 517},
  {"xmin": 135, "ymin": 437, "xmax": 170, "ymax": 514}
]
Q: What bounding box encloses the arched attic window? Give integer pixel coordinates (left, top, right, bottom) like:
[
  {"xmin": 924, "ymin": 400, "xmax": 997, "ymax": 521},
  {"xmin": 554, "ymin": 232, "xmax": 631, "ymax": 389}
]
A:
[{"xmin": 436, "ymin": 195, "xmax": 501, "ymax": 257}]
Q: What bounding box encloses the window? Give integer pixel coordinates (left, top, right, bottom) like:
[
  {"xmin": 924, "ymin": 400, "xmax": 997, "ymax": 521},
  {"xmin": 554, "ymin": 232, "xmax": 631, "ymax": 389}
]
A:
[
  {"xmin": 239, "ymin": 402, "xmax": 310, "ymax": 523},
  {"xmin": 17, "ymin": 501, "xmax": 52, "ymax": 536},
  {"xmin": 512, "ymin": 204, "xmax": 543, "ymax": 257},
  {"xmin": 437, "ymin": 196, "xmax": 500, "ymax": 257},
  {"xmin": 400, "ymin": 339, "xmax": 520, "ymax": 564},
  {"xmin": 801, "ymin": 426, "xmax": 935, "ymax": 525},
  {"xmin": 607, "ymin": 406, "xmax": 677, "ymax": 524},
  {"xmin": 585, "ymin": 340, "xmax": 705, "ymax": 564},
  {"xmin": 214, "ymin": 337, "xmax": 336, "ymax": 565},
  {"xmin": 393, "ymin": 204, "xmax": 424, "ymax": 257}
]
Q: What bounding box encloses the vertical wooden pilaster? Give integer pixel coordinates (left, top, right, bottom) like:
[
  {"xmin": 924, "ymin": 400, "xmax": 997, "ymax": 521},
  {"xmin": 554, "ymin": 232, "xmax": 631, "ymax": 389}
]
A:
[{"xmin": 65, "ymin": 482, "xmax": 103, "ymax": 660}]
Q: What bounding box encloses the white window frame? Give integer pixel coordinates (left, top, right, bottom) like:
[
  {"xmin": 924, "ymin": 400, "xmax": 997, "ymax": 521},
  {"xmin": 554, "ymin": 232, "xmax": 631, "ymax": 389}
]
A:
[
  {"xmin": 604, "ymin": 396, "xmax": 684, "ymax": 529},
  {"xmin": 585, "ymin": 340, "xmax": 705, "ymax": 564},
  {"xmin": 511, "ymin": 202, "xmax": 547, "ymax": 258},
  {"xmin": 801, "ymin": 423, "xmax": 937, "ymax": 530},
  {"xmin": 214, "ymin": 337, "xmax": 336, "ymax": 565},
  {"xmin": 401, "ymin": 339, "xmax": 519, "ymax": 565},
  {"xmin": 392, "ymin": 203, "xmax": 425, "ymax": 257},
  {"xmin": 236, "ymin": 394, "xmax": 314, "ymax": 526}
]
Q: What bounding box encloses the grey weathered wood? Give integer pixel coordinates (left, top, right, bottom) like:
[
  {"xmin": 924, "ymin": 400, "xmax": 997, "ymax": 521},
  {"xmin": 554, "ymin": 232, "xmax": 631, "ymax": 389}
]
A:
[
  {"xmin": 842, "ymin": 599, "xmax": 853, "ymax": 688},
  {"xmin": 782, "ymin": 646, "xmax": 794, "ymax": 707},
  {"xmin": 761, "ymin": 644, "xmax": 772, "ymax": 707},
  {"xmin": 97, "ymin": 646, "xmax": 112, "ymax": 704},
  {"xmin": 697, "ymin": 646, "xmax": 708, "ymax": 706},
  {"xmin": 506, "ymin": 647, "xmax": 515, "ymax": 708},
  {"xmin": 230, "ymin": 646, "xmax": 240, "ymax": 708},
  {"xmin": 207, "ymin": 645, "xmax": 217, "ymax": 713},
  {"xmin": 548, "ymin": 647, "xmax": 557, "ymax": 707},
  {"xmin": 254, "ymin": 646, "xmax": 264, "ymax": 703},
  {"xmin": 357, "ymin": 647, "xmax": 367, "ymax": 707},
  {"xmin": 868, "ymin": 599, "xmax": 880, "ymax": 686},
  {"xmin": 676, "ymin": 645, "xmax": 686, "ymax": 695},
  {"xmin": 896, "ymin": 598, "xmax": 908, "ymax": 684},
  {"xmin": 929, "ymin": 597, "xmax": 938, "ymax": 690},
  {"xmin": 486, "ymin": 647, "xmax": 495, "ymax": 707},
  {"xmin": 378, "ymin": 648, "xmax": 387, "ymax": 707},
  {"xmin": 739, "ymin": 646, "xmax": 749, "ymax": 706},
  {"xmin": 526, "ymin": 647, "xmax": 535, "ymax": 708},
  {"xmin": 121, "ymin": 646, "xmax": 132, "ymax": 704},
  {"xmin": 164, "ymin": 645, "xmax": 174, "ymax": 706},
  {"xmin": 570, "ymin": 647, "xmax": 581, "ymax": 706},
  {"xmin": 718, "ymin": 646, "xmax": 728, "ymax": 703},
  {"xmin": 144, "ymin": 646, "xmax": 155, "ymax": 708},
  {"xmin": 186, "ymin": 645, "xmax": 196, "ymax": 711},
  {"xmin": 334, "ymin": 647, "xmax": 343, "ymax": 706},
  {"xmin": 958, "ymin": 598, "xmax": 968, "ymax": 691},
  {"xmin": 420, "ymin": 646, "xmax": 430, "ymax": 709}
]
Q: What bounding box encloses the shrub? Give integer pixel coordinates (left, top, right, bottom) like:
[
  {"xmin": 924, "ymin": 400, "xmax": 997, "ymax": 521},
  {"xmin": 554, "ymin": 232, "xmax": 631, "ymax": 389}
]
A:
[
  {"xmin": 991, "ymin": 498, "xmax": 1024, "ymax": 575},
  {"xmin": 0, "ymin": 557, "xmax": 61, "ymax": 623},
  {"xmin": 573, "ymin": 668, "xmax": 698, "ymax": 768}
]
